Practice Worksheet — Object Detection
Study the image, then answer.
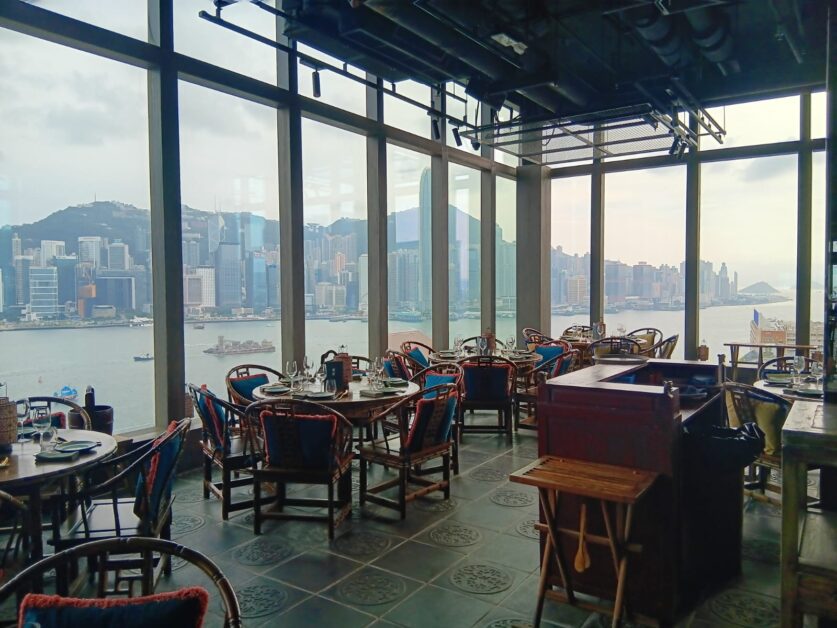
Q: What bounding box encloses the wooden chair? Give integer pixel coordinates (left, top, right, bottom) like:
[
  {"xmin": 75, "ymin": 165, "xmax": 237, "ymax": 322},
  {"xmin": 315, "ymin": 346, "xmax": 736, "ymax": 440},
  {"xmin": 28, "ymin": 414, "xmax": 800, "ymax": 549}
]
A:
[
  {"xmin": 522, "ymin": 327, "xmax": 553, "ymax": 347},
  {"xmin": 725, "ymin": 382, "xmax": 792, "ymax": 502},
  {"xmin": 225, "ymin": 364, "xmax": 285, "ymax": 406},
  {"xmin": 320, "ymin": 351, "xmax": 372, "ymax": 376},
  {"xmin": 515, "ymin": 350, "xmax": 579, "ymax": 430},
  {"xmin": 400, "ymin": 340, "xmax": 434, "ymax": 370},
  {"xmin": 49, "ymin": 419, "xmax": 191, "ymax": 594},
  {"xmin": 189, "ymin": 384, "xmax": 272, "ymax": 520},
  {"xmin": 359, "ymin": 384, "xmax": 458, "ymax": 519},
  {"xmin": 0, "ymin": 490, "xmax": 32, "ymax": 575},
  {"xmin": 756, "ymin": 355, "xmax": 817, "ymax": 379},
  {"xmin": 627, "ymin": 327, "xmax": 663, "ymax": 350},
  {"xmin": 562, "ymin": 324, "xmax": 592, "ymax": 338},
  {"xmin": 15, "ymin": 396, "xmax": 92, "ymax": 430},
  {"xmin": 655, "ymin": 334, "xmax": 679, "ymax": 359},
  {"xmin": 245, "ymin": 399, "xmax": 353, "ymax": 540},
  {"xmin": 457, "ymin": 355, "xmax": 517, "ymax": 437},
  {"xmin": 408, "ymin": 363, "xmax": 463, "ymax": 473},
  {"xmin": 384, "ymin": 349, "xmax": 425, "ymax": 380},
  {"xmin": 0, "ymin": 537, "xmax": 241, "ymax": 626},
  {"xmin": 588, "ymin": 336, "xmax": 642, "ymax": 357}
]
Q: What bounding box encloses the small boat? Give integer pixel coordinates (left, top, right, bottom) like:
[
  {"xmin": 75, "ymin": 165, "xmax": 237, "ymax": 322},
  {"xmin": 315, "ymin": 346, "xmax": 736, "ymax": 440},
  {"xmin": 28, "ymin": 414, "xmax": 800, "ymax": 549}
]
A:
[
  {"xmin": 193, "ymin": 323, "xmax": 205, "ymax": 330},
  {"xmin": 54, "ymin": 385, "xmax": 78, "ymax": 400},
  {"xmin": 133, "ymin": 353, "xmax": 154, "ymax": 362}
]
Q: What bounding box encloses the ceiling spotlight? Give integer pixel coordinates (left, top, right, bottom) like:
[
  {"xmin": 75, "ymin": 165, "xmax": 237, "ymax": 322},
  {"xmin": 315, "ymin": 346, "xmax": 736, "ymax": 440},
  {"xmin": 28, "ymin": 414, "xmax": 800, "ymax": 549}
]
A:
[
  {"xmin": 451, "ymin": 127, "xmax": 462, "ymax": 147},
  {"xmin": 432, "ymin": 118, "xmax": 441, "ymax": 140},
  {"xmin": 668, "ymin": 136, "xmax": 680, "ymax": 155},
  {"xmin": 471, "ymin": 138, "xmax": 481, "ymax": 151},
  {"xmin": 312, "ymin": 70, "xmax": 321, "ymax": 98},
  {"xmin": 676, "ymin": 140, "xmax": 688, "ymax": 159}
]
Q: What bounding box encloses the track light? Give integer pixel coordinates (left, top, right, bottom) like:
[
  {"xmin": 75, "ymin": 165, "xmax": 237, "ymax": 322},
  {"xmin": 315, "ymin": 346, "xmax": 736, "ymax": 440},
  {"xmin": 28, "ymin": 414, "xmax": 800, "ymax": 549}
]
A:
[
  {"xmin": 676, "ymin": 140, "xmax": 687, "ymax": 159},
  {"xmin": 471, "ymin": 138, "xmax": 481, "ymax": 151},
  {"xmin": 452, "ymin": 127, "xmax": 462, "ymax": 147},
  {"xmin": 432, "ymin": 118, "xmax": 441, "ymax": 140},
  {"xmin": 668, "ymin": 136, "xmax": 680, "ymax": 155},
  {"xmin": 312, "ymin": 70, "xmax": 321, "ymax": 98}
]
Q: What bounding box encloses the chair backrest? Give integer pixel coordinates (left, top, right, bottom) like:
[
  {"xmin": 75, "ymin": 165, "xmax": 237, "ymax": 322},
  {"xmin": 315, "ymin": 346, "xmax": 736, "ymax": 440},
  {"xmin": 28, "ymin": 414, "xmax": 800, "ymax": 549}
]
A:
[
  {"xmin": 400, "ymin": 341, "xmax": 433, "ymax": 369},
  {"xmin": 532, "ymin": 340, "xmax": 570, "ymax": 368},
  {"xmin": 384, "ymin": 350, "xmax": 424, "ymax": 379},
  {"xmin": 0, "ymin": 537, "xmax": 241, "ymax": 627},
  {"xmin": 247, "ymin": 400, "xmax": 353, "ymax": 472},
  {"xmin": 562, "ymin": 324, "xmax": 592, "ymax": 338},
  {"xmin": 371, "ymin": 384, "xmax": 458, "ymax": 454},
  {"xmin": 655, "ymin": 334, "xmax": 679, "ymax": 359},
  {"xmin": 15, "ymin": 396, "xmax": 92, "ymax": 430},
  {"xmin": 411, "ymin": 363, "xmax": 464, "ymax": 393},
  {"xmin": 189, "ymin": 384, "xmax": 244, "ymax": 455},
  {"xmin": 521, "ymin": 327, "xmax": 549, "ymax": 342},
  {"xmin": 627, "ymin": 327, "xmax": 663, "ymax": 350},
  {"xmin": 225, "ymin": 364, "xmax": 284, "ymax": 406},
  {"xmin": 459, "ymin": 356, "xmax": 517, "ymax": 402},
  {"xmin": 756, "ymin": 355, "xmax": 817, "ymax": 379},
  {"xmin": 589, "ymin": 336, "xmax": 642, "ymax": 357},
  {"xmin": 134, "ymin": 419, "xmax": 191, "ymax": 533},
  {"xmin": 724, "ymin": 382, "xmax": 790, "ymax": 456},
  {"xmin": 549, "ymin": 349, "xmax": 579, "ymax": 377}
]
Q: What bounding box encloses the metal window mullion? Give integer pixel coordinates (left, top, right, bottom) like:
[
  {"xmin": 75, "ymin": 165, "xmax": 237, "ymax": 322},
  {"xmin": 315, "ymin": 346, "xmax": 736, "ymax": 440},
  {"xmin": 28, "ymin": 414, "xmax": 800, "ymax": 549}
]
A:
[
  {"xmin": 589, "ymin": 130, "xmax": 605, "ymax": 328},
  {"xmin": 796, "ymin": 93, "xmax": 813, "ymax": 348},
  {"xmin": 148, "ymin": 0, "xmax": 184, "ymax": 427},
  {"xmin": 481, "ymin": 103, "xmax": 496, "ymax": 336},
  {"xmin": 366, "ymin": 74, "xmax": 388, "ymax": 359},
  {"xmin": 684, "ymin": 114, "xmax": 701, "ymax": 360},
  {"xmin": 431, "ymin": 86, "xmax": 449, "ymax": 348}
]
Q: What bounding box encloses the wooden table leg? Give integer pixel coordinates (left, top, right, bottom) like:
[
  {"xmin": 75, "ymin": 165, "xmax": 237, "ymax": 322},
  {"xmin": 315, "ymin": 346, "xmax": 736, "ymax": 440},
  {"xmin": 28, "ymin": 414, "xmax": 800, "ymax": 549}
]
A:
[
  {"xmin": 543, "ymin": 489, "xmax": 575, "ymax": 603},
  {"xmin": 611, "ymin": 502, "xmax": 635, "ymax": 628},
  {"xmin": 780, "ymin": 454, "xmax": 805, "ymax": 628},
  {"xmin": 27, "ymin": 485, "xmax": 44, "ymax": 592}
]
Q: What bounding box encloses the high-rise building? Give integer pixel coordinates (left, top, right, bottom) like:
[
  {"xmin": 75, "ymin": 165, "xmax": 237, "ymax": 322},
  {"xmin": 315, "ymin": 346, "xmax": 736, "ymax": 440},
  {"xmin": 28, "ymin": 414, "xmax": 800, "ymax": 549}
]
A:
[
  {"xmin": 241, "ymin": 213, "xmax": 265, "ymax": 253},
  {"xmin": 214, "ymin": 241, "xmax": 242, "ymax": 310},
  {"xmin": 0, "ymin": 268, "xmax": 4, "ymax": 313},
  {"xmin": 358, "ymin": 254, "xmax": 368, "ymax": 312},
  {"xmin": 183, "ymin": 274, "xmax": 203, "ymax": 308},
  {"xmin": 40, "ymin": 240, "xmax": 66, "ymax": 266},
  {"xmin": 567, "ymin": 275, "xmax": 587, "ymax": 305},
  {"xmin": 14, "ymin": 255, "xmax": 33, "ymax": 305},
  {"xmin": 107, "ymin": 240, "xmax": 130, "ymax": 271},
  {"xmin": 78, "ymin": 236, "xmax": 103, "ymax": 268},
  {"xmin": 244, "ymin": 253, "xmax": 267, "ymax": 313},
  {"xmin": 266, "ymin": 263, "xmax": 280, "ymax": 309},
  {"xmin": 11, "ymin": 233, "xmax": 22, "ymax": 259},
  {"xmin": 54, "ymin": 255, "xmax": 78, "ymax": 307},
  {"xmin": 632, "ymin": 262, "xmax": 655, "ymax": 298},
  {"xmin": 29, "ymin": 266, "xmax": 58, "ymax": 318},
  {"xmin": 314, "ymin": 282, "xmax": 347, "ymax": 309},
  {"xmin": 195, "ymin": 266, "xmax": 216, "ymax": 308},
  {"xmin": 182, "ymin": 235, "xmax": 201, "ymax": 269}
]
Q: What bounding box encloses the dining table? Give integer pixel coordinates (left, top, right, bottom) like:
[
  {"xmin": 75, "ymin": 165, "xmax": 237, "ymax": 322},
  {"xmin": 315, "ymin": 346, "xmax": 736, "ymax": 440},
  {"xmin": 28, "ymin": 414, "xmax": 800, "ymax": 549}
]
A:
[
  {"xmin": 0, "ymin": 429, "xmax": 118, "ymax": 570},
  {"xmin": 753, "ymin": 378, "xmax": 824, "ymax": 403}
]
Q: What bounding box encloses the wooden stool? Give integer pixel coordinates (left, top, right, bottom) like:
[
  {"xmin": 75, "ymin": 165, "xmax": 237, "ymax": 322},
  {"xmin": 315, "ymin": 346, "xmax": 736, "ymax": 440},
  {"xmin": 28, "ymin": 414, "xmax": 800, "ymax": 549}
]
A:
[{"xmin": 510, "ymin": 456, "xmax": 659, "ymax": 628}]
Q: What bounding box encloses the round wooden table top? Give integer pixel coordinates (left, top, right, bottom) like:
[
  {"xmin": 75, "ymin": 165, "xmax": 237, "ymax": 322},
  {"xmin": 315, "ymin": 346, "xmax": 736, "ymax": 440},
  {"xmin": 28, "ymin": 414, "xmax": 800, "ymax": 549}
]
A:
[
  {"xmin": 753, "ymin": 379, "xmax": 823, "ymax": 403},
  {"xmin": 251, "ymin": 379, "xmax": 420, "ymax": 423},
  {"xmin": 0, "ymin": 429, "xmax": 118, "ymax": 489},
  {"xmin": 429, "ymin": 350, "xmax": 541, "ymax": 365}
]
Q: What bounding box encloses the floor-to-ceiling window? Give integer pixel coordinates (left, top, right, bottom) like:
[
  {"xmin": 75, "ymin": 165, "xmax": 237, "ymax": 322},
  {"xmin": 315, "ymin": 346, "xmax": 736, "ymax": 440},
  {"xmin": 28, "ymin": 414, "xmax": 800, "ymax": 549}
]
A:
[
  {"xmin": 385, "ymin": 80, "xmax": 430, "ymax": 138},
  {"xmin": 812, "ymin": 151, "xmax": 826, "ymax": 334},
  {"xmin": 178, "ymin": 82, "xmax": 280, "ymax": 396},
  {"xmin": 448, "ymin": 162, "xmax": 481, "ymax": 340},
  {"xmin": 302, "ymin": 119, "xmax": 368, "ymax": 361},
  {"xmin": 296, "ymin": 44, "xmax": 366, "ymax": 116},
  {"xmin": 699, "ymin": 155, "xmax": 798, "ymax": 360},
  {"xmin": 0, "ymin": 28, "xmax": 153, "ymax": 433},
  {"xmin": 386, "ymin": 145, "xmax": 433, "ymax": 341},
  {"xmin": 495, "ymin": 176, "xmax": 517, "ymax": 342},
  {"xmin": 704, "ymin": 95, "xmax": 799, "ymax": 150},
  {"xmin": 604, "ymin": 167, "xmax": 686, "ymax": 356},
  {"xmin": 550, "ymin": 176, "xmax": 591, "ymax": 337}
]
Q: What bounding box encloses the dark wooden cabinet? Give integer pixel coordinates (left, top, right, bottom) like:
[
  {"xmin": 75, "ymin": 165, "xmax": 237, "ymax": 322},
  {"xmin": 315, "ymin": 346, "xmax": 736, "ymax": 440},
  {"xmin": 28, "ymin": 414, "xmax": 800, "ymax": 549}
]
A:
[{"xmin": 537, "ymin": 359, "xmax": 742, "ymax": 623}]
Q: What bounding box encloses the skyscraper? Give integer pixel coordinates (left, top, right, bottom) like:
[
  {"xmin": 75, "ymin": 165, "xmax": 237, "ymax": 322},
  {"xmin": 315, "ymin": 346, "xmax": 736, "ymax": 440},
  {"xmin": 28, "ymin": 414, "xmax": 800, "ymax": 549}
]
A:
[
  {"xmin": 358, "ymin": 254, "xmax": 368, "ymax": 312},
  {"xmin": 11, "ymin": 233, "xmax": 21, "ymax": 259},
  {"xmin": 418, "ymin": 167, "xmax": 432, "ymax": 314},
  {"xmin": 14, "ymin": 255, "xmax": 32, "ymax": 305},
  {"xmin": 40, "ymin": 240, "xmax": 66, "ymax": 266},
  {"xmin": 54, "ymin": 255, "xmax": 78, "ymax": 307},
  {"xmin": 266, "ymin": 263, "xmax": 280, "ymax": 310},
  {"xmin": 196, "ymin": 266, "xmax": 216, "ymax": 309},
  {"xmin": 0, "ymin": 268, "xmax": 4, "ymax": 313},
  {"xmin": 107, "ymin": 240, "xmax": 130, "ymax": 270},
  {"xmin": 214, "ymin": 242, "xmax": 242, "ymax": 310},
  {"xmin": 29, "ymin": 266, "xmax": 58, "ymax": 318},
  {"xmin": 244, "ymin": 253, "xmax": 267, "ymax": 313},
  {"xmin": 78, "ymin": 236, "xmax": 103, "ymax": 267}
]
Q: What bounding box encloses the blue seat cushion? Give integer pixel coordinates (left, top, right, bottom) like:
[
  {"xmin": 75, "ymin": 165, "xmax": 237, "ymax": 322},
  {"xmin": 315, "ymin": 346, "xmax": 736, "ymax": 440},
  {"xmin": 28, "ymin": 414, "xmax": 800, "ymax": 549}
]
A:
[
  {"xmin": 534, "ymin": 345, "xmax": 564, "ymax": 367},
  {"xmin": 408, "ymin": 347, "xmax": 429, "ymax": 368},
  {"xmin": 134, "ymin": 422, "xmax": 182, "ymax": 527},
  {"xmin": 229, "ymin": 373, "xmax": 269, "ymax": 401},
  {"xmin": 423, "ymin": 374, "xmax": 457, "ymax": 398},
  {"xmin": 196, "ymin": 390, "xmax": 229, "ymax": 453},
  {"xmin": 260, "ymin": 412, "xmax": 337, "ymax": 470},
  {"xmin": 405, "ymin": 396, "xmax": 457, "ymax": 452},
  {"xmin": 463, "ymin": 364, "xmax": 512, "ymax": 402},
  {"xmin": 19, "ymin": 587, "xmax": 209, "ymax": 628}
]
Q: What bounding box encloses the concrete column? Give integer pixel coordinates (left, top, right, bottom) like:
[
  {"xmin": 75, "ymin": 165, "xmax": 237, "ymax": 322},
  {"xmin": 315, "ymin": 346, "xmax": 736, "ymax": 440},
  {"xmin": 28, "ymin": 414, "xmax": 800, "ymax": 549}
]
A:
[
  {"xmin": 366, "ymin": 75, "xmax": 388, "ymax": 358},
  {"xmin": 516, "ymin": 164, "xmax": 551, "ymax": 335},
  {"xmin": 684, "ymin": 115, "xmax": 701, "ymax": 360},
  {"xmin": 796, "ymin": 93, "xmax": 812, "ymax": 348}
]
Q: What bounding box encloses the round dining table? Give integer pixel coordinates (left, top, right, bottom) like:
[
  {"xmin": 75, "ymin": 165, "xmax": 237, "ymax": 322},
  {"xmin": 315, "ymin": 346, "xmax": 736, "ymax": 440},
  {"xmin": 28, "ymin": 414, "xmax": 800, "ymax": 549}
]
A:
[
  {"xmin": 251, "ymin": 379, "xmax": 420, "ymax": 428},
  {"xmin": 0, "ymin": 429, "xmax": 118, "ymax": 568},
  {"xmin": 428, "ymin": 349, "xmax": 541, "ymax": 368},
  {"xmin": 752, "ymin": 379, "xmax": 823, "ymax": 403}
]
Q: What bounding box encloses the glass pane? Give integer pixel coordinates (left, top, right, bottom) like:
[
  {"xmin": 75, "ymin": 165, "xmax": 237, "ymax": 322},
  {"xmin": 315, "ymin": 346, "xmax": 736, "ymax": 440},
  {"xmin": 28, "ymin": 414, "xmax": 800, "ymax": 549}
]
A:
[
  {"xmin": 448, "ymin": 163, "xmax": 481, "ymax": 341},
  {"xmin": 387, "ymin": 145, "xmax": 432, "ymax": 340},
  {"xmin": 494, "ymin": 106, "xmax": 518, "ymax": 167},
  {"xmin": 179, "ymin": 81, "xmax": 280, "ymax": 397},
  {"xmin": 302, "ymin": 119, "xmax": 368, "ymax": 361},
  {"xmin": 495, "ymin": 176, "xmax": 517, "ymax": 343},
  {"xmin": 175, "ymin": 0, "xmax": 276, "ymax": 84},
  {"xmin": 812, "ymin": 91, "xmax": 826, "ymax": 140},
  {"xmin": 604, "ymin": 167, "xmax": 685, "ymax": 357},
  {"xmin": 699, "ymin": 155, "xmax": 798, "ymax": 361},
  {"xmin": 550, "ymin": 177, "xmax": 591, "ymax": 336},
  {"xmin": 704, "ymin": 95, "xmax": 799, "ymax": 150},
  {"xmin": 34, "ymin": 0, "xmax": 147, "ymax": 41},
  {"xmin": 812, "ymin": 151, "xmax": 825, "ymax": 338},
  {"xmin": 297, "ymin": 44, "xmax": 366, "ymax": 116},
  {"xmin": 385, "ymin": 79, "xmax": 430, "ymax": 138},
  {"xmin": 0, "ymin": 30, "xmax": 152, "ymax": 433}
]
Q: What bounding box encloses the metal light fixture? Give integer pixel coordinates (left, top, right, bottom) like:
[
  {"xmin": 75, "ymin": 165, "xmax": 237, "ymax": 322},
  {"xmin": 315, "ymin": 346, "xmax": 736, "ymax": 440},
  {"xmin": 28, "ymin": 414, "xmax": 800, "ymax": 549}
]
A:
[
  {"xmin": 451, "ymin": 127, "xmax": 462, "ymax": 146},
  {"xmin": 471, "ymin": 138, "xmax": 481, "ymax": 150},
  {"xmin": 312, "ymin": 70, "xmax": 321, "ymax": 98},
  {"xmin": 432, "ymin": 118, "xmax": 441, "ymax": 140}
]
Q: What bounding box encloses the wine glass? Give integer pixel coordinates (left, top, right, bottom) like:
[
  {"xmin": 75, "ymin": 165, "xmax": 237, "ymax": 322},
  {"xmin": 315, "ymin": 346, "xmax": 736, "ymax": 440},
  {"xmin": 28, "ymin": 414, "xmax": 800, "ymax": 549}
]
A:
[
  {"xmin": 315, "ymin": 367, "xmax": 326, "ymax": 391},
  {"xmin": 303, "ymin": 355, "xmax": 313, "ymax": 381},
  {"xmin": 616, "ymin": 324, "xmax": 626, "ymax": 337},
  {"xmin": 286, "ymin": 360, "xmax": 299, "ymax": 390},
  {"xmin": 595, "ymin": 321, "xmax": 606, "ymax": 339},
  {"xmin": 506, "ymin": 335, "xmax": 516, "ymax": 352},
  {"xmin": 811, "ymin": 360, "xmax": 823, "ymax": 387},
  {"xmin": 32, "ymin": 411, "xmax": 52, "ymax": 452},
  {"xmin": 324, "ymin": 378, "xmax": 337, "ymax": 397}
]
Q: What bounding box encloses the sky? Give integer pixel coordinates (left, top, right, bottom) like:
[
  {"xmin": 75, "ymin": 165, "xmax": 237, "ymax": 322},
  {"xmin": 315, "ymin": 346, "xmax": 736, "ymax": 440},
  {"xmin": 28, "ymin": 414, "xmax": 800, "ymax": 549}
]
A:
[{"xmin": 0, "ymin": 2, "xmax": 827, "ymax": 290}]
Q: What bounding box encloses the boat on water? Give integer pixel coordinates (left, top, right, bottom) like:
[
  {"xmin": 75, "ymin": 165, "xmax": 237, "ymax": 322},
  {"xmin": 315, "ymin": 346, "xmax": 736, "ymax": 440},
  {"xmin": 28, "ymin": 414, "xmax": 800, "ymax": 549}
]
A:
[
  {"xmin": 53, "ymin": 385, "xmax": 78, "ymax": 400},
  {"xmin": 133, "ymin": 353, "xmax": 154, "ymax": 362},
  {"xmin": 203, "ymin": 335, "xmax": 276, "ymax": 356},
  {"xmin": 193, "ymin": 323, "xmax": 205, "ymax": 330}
]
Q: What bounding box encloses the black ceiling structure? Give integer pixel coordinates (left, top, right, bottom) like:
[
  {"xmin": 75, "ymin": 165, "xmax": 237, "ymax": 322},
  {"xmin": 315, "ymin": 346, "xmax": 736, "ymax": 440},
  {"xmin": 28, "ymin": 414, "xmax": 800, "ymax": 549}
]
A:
[{"xmin": 211, "ymin": 0, "xmax": 828, "ymax": 163}]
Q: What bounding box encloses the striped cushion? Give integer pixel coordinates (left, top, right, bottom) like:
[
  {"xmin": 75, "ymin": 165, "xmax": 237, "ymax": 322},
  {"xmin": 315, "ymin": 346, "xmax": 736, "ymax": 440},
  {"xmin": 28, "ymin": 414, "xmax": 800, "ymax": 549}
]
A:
[
  {"xmin": 196, "ymin": 390, "xmax": 229, "ymax": 453},
  {"xmin": 134, "ymin": 422, "xmax": 181, "ymax": 527},
  {"xmin": 534, "ymin": 344, "xmax": 564, "ymax": 367},
  {"xmin": 408, "ymin": 347, "xmax": 429, "ymax": 368},
  {"xmin": 405, "ymin": 397, "xmax": 456, "ymax": 453}
]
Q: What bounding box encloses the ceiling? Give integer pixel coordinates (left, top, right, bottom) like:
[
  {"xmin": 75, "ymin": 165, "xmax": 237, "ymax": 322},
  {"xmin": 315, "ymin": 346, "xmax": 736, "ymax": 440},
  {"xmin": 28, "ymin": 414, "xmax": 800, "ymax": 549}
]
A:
[{"xmin": 274, "ymin": 0, "xmax": 827, "ymax": 120}]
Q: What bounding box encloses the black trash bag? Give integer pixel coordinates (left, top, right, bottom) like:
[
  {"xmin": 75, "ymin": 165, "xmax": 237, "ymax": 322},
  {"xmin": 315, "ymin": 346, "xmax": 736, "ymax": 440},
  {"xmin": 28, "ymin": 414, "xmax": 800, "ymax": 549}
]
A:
[{"xmin": 684, "ymin": 422, "xmax": 765, "ymax": 473}]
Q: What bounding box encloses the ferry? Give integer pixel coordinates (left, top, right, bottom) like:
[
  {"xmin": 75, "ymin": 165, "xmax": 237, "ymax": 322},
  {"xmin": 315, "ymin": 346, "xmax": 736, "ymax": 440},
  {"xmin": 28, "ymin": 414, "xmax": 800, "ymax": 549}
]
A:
[
  {"xmin": 193, "ymin": 323, "xmax": 205, "ymax": 330},
  {"xmin": 203, "ymin": 335, "xmax": 276, "ymax": 356},
  {"xmin": 53, "ymin": 385, "xmax": 78, "ymax": 401},
  {"xmin": 133, "ymin": 353, "xmax": 154, "ymax": 362}
]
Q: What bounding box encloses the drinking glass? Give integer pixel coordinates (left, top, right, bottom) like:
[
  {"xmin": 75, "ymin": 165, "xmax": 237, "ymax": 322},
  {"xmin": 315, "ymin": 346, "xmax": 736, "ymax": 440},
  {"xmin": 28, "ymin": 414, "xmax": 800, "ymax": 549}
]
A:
[
  {"xmin": 595, "ymin": 321, "xmax": 606, "ymax": 338},
  {"xmin": 325, "ymin": 378, "xmax": 337, "ymax": 397},
  {"xmin": 453, "ymin": 335, "xmax": 463, "ymax": 356},
  {"xmin": 315, "ymin": 368, "xmax": 326, "ymax": 391},
  {"xmin": 286, "ymin": 360, "xmax": 299, "ymax": 390},
  {"xmin": 789, "ymin": 364, "xmax": 800, "ymax": 388},
  {"xmin": 32, "ymin": 412, "xmax": 52, "ymax": 452},
  {"xmin": 507, "ymin": 335, "xmax": 516, "ymax": 352},
  {"xmin": 616, "ymin": 324, "xmax": 626, "ymax": 337},
  {"xmin": 303, "ymin": 355, "xmax": 313, "ymax": 381},
  {"xmin": 811, "ymin": 361, "xmax": 823, "ymax": 386}
]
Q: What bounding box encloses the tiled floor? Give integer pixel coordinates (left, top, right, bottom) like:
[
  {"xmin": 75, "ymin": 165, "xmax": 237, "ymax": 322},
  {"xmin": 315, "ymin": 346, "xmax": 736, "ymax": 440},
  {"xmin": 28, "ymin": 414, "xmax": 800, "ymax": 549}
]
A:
[{"xmin": 158, "ymin": 419, "xmax": 790, "ymax": 628}]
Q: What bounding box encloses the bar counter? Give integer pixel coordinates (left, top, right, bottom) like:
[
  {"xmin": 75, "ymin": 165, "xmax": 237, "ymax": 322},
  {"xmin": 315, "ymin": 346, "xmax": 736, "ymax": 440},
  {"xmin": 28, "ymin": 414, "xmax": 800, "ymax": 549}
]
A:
[{"xmin": 537, "ymin": 358, "xmax": 741, "ymax": 623}]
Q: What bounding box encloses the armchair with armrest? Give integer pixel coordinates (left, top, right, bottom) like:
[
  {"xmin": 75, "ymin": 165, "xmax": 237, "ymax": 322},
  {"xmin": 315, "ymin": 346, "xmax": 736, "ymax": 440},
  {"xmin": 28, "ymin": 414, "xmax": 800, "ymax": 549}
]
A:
[{"xmin": 225, "ymin": 364, "xmax": 285, "ymax": 407}]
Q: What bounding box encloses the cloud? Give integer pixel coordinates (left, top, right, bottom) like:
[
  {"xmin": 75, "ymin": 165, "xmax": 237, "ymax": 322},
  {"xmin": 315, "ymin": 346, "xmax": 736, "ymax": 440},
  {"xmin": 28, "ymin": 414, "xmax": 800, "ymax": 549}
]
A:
[{"xmin": 739, "ymin": 155, "xmax": 796, "ymax": 181}]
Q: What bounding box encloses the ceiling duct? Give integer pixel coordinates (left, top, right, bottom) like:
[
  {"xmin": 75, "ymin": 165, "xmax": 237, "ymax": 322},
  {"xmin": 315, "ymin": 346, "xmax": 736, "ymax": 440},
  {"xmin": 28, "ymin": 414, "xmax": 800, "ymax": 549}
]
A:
[
  {"xmin": 630, "ymin": 6, "xmax": 692, "ymax": 68},
  {"xmin": 684, "ymin": 7, "xmax": 741, "ymax": 75}
]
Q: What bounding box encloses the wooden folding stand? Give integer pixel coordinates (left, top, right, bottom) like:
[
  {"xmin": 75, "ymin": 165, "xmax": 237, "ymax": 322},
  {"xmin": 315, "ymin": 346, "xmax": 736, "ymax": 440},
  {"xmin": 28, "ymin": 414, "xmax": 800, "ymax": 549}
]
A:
[{"xmin": 510, "ymin": 456, "xmax": 659, "ymax": 628}]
